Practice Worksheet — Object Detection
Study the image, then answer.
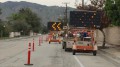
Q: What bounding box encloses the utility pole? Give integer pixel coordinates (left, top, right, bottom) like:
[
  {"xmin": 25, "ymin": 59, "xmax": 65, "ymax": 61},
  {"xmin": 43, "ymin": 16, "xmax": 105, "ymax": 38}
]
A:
[
  {"xmin": 62, "ymin": 2, "xmax": 69, "ymax": 26},
  {"xmin": 82, "ymin": 0, "xmax": 84, "ymax": 7}
]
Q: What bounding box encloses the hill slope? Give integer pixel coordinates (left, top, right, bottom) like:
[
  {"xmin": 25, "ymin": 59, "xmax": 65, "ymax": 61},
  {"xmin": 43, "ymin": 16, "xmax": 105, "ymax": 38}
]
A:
[{"xmin": 0, "ymin": 1, "xmax": 75, "ymax": 25}]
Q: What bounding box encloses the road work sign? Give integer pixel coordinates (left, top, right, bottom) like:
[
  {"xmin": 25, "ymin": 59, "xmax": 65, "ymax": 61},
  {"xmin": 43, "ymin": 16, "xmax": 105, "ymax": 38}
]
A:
[{"xmin": 47, "ymin": 22, "xmax": 63, "ymax": 31}]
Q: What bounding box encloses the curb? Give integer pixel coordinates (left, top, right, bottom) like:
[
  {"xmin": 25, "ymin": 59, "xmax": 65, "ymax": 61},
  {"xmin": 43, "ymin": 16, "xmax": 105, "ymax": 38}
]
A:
[{"xmin": 0, "ymin": 35, "xmax": 40, "ymax": 41}]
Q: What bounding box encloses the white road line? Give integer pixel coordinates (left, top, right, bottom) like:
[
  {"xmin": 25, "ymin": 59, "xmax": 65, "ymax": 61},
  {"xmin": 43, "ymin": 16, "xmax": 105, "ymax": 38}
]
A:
[{"xmin": 74, "ymin": 55, "xmax": 85, "ymax": 67}]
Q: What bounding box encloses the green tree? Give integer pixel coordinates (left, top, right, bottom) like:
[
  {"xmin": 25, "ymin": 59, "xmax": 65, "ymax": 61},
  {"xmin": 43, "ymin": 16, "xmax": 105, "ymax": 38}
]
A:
[
  {"xmin": 41, "ymin": 25, "xmax": 48, "ymax": 34},
  {"xmin": 8, "ymin": 13, "xmax": 30, "ymax": 35},
  {"xmin": 12, "ymin": 20, "xmax": 30, "ymax": 35},
  {"xmin": 0, "ymin": 9, "xmax": 3, "ymax": 37},
  {"xmin": 19, "ymin": 8, "xmax": 42, "ymax": 33},
  {"xmin": 0, "ymin": 9, "xmax": 2, "ymax": 24},
  {"xmin": 90, "ymin": 0, "xmax": 111, "ymax": 48},
  {"xmin": 76, "ymin": 0, "xmax": 111, "ymax": 48},
  {"xmin": 8, "ymin": 8, "xmax": 42, "ymax": 35},
  {"xmin": 105, "ymin": 0, "xmax": 120, "ymax": 26},
  {"xmin": 0, "ymin": 9, "xmax": 11, "ymax": 37}
]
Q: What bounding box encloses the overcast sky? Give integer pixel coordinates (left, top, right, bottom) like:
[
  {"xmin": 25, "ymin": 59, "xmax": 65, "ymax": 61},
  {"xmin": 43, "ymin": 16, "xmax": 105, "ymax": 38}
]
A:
[{"xmin": 0, "ymin": 0, "xmax": 90, "ymax": 8}]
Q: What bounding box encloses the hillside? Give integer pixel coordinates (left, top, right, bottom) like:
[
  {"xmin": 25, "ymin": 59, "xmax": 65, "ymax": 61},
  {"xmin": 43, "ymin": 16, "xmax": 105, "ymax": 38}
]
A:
[{"xmin": 0, "ymin": 1, "xmax": 75, "ymax": 25}]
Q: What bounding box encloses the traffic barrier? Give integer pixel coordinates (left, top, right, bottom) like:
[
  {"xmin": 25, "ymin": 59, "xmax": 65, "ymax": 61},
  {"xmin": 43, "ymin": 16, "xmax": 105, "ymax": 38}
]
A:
[
  {"xmin": 32, "ymin": 38, "xmax": 35, "ymax": 51},
  {"xmin": 24, "ymin": 43, "xmax": 33, "ymax": 65}
]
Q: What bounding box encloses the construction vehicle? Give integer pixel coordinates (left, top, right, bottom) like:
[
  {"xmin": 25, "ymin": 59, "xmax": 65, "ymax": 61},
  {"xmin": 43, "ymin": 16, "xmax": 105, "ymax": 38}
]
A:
[
  {"xmin": 72, "ymin": 28, "xmax": 97, "ymax": 56},
  {"xmin": 62, "ymin": 28, "xmax": 77, "ymax": 51},
  {"xmin": 68, "ymin": 10, "xmax": 101, "ymax": 55},
  {"xmin": 47, "ymin": 22, "xmax": 63, "ymax": 44},
  {"xmin": 48, "ymin": 31, "xmax": 61, "ymax": 44},
  {"xmin": 62, "ymin": 35, "xmax": 75, "ymax": 51}
]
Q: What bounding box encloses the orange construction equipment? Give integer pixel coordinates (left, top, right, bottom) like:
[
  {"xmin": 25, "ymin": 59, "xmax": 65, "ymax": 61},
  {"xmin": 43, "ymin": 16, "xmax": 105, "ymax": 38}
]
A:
[
  {"xmin": 48, "ymin": 31, "xmax": 61, "ymax": 44},
  {"xmin": 72, "ymin": 28, "xmax": 97, "ymax": 56}
]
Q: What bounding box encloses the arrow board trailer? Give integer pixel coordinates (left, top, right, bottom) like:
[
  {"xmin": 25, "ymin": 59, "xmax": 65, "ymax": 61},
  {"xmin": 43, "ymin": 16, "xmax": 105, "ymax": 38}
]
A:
[
  {"xmin": 72, "ymin": 28, "xmax": 97, "ymax": 56},
  {"xmin": 47, "ymin": 22, "xmax": 63, "ymax": 44}
]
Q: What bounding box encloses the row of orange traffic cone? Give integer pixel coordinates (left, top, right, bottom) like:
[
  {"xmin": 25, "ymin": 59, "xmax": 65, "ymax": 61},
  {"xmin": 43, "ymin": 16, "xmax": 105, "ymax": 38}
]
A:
[{"xmin": 24, "ymin": 36, "xmax": 43, "ymax": 65}]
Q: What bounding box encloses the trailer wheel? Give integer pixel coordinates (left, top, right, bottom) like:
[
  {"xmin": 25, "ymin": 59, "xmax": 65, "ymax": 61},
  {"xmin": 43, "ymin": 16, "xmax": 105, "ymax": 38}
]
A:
[
  {"xmin": 62, "ymin": 42, "xmax": 66, "ymax": 49},
  {"xmin": 49, "ymin": 41, "xmax": 50, "ymax": 44},
  {"xmin": 62, "ymin": 46, "xmax": 64, "ymax": 49},
  {"xmin": 73, "ymin": 50, "xmax": 76, "ymax": 55},
  {"xmin": 93, "ymin": 51, "xmax": 97, "ymax": 56},
  {"xmin": 62, "ymin": 42, "xmax": 64, "ymax": 49},
  {"xmin": 64, "ymin": 45, "xmax": 67, "ymax": 51}
]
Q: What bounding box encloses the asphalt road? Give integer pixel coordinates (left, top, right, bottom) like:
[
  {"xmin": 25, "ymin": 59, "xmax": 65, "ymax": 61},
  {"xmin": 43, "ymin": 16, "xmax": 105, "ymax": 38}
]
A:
[{"xmin": 0, "ymin": 35, "xmax": 118, "ymax": 67}]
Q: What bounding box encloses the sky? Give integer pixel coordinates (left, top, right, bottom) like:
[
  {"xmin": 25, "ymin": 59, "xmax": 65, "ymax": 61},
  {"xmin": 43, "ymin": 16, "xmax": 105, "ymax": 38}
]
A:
[{"xmin": 0, "ymin": 0, "xmax": 90, "ymax": 8}]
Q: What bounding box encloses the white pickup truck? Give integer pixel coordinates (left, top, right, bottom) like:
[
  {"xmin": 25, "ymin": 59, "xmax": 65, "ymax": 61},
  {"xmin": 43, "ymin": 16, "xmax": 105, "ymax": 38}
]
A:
[{"xmin": 62, "ymin": 37, "xmax": 75, "ymax": 51}]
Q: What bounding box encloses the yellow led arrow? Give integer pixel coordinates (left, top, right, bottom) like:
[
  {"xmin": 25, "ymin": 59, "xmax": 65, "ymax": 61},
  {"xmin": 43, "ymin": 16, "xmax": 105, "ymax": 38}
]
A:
[
  {"xmin": 57, "ymin": 22, "xmax": 61, "ymax": 31},
  {"xmin": 52, "ymin": 22, "xmax": 56, "ymax": 30}
]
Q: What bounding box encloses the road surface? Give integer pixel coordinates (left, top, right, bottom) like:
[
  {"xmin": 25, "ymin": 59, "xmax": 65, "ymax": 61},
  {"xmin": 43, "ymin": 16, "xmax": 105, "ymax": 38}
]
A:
[{"xmin": 0, "ymin": 35, "xmax": 118, "ymax": 67}]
